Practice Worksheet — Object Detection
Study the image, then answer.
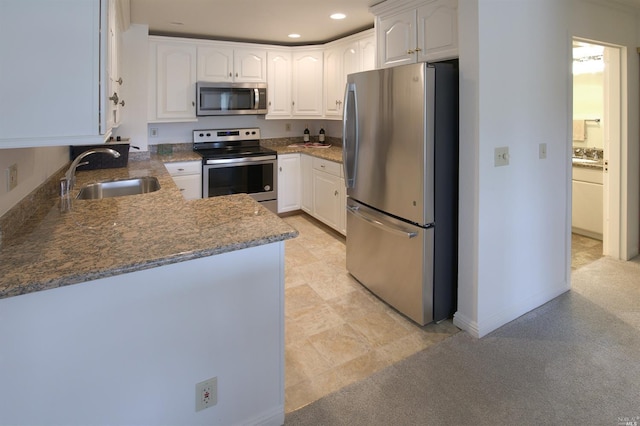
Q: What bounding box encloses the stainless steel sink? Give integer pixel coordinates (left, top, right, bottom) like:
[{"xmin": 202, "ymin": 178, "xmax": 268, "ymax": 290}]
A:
[{"xmin": 77, "ymin": 176, "xmax": 161, "ymax": 200}]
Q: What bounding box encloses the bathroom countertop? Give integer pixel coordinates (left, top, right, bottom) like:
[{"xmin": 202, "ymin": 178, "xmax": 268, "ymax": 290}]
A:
[{"xmin": 0, "ymin": 158, "xmax": 297, "ymax": 300}]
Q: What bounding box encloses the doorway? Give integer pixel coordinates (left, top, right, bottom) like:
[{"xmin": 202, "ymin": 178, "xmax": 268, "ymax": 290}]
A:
[{"xmin": 571, "ymin": 38, "xmax": 623, "ymax": 261}]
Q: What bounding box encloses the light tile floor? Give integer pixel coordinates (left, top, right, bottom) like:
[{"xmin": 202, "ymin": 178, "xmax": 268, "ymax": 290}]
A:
[
  {"xmin": 571, "ymin": 233, "xmax": 603, "ymax": 270},
  {"xmin": 282, "ymin": 213, "xmax": 459, "ymax": 413}
]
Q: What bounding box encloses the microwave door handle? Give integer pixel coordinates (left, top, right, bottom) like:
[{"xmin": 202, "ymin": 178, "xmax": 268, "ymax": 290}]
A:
[{"xmin": 254, "ymin": 88, "xmax": 259, "ymax": 110}]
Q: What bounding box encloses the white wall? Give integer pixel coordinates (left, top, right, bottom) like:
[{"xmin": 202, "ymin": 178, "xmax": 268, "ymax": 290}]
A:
[
  {"xmin": 456, "ymin": 0, "xmax": 572, "ymax": 337},
  {"xmin": 0, "ymin": 147, "xmax": 68, "ymax": 217},
  {"xmin": 456, "ymin": 0, "xmax": 640, "ymax": 338}
]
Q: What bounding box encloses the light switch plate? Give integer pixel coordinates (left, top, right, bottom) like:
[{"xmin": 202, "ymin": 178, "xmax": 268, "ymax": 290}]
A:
[
  {"xmin": 494, "ymin": 147, "xmax": 509, "ymax": 167},
  {"xmin": 539, "ymin": 143, "xmax": 547, "ymax": 159}
]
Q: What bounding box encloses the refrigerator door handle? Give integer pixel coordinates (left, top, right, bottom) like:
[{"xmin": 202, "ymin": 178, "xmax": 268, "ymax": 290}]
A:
[
  {"xmin": 342, "ymin": 83, "xmax": 358, "ymax": 188},
  {"xmin": 347, "ymin": 204, "xmax": 418, "ymax": 239}
]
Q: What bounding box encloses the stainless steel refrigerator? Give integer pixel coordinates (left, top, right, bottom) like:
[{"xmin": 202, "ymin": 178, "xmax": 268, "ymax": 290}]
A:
[{"xmin": 342, "ymin": 62, "xmax": 458, "ymax": 325}]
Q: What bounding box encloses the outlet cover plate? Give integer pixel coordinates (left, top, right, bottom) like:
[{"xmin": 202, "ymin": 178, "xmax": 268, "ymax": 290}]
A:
[
  {"xmin": 494, "ymin": 147, "xmax": 509, "ymax": 167},
  {"xmin": 196, "ymin": 377, "xmax": 217, "ymax": 412},
  {"xmin": 6, "ymin": 164, "xmax": 17, "ymax": 191}
]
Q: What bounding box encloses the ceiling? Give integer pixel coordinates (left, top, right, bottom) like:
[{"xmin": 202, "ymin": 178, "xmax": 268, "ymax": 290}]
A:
[{"xmin": 130, "ymin": 0, "xmax": 383, "ymax": 46}]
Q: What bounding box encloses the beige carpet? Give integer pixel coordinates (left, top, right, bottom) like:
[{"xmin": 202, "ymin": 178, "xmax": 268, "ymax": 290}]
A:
[{"xmin": 286, "ymin": 256, "xmax": 640, "ymax": 425}]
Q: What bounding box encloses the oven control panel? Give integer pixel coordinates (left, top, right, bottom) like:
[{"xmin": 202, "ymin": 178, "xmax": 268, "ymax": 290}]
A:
[{"xmin": 193, "ymin": 128, "xmax": 260, "ymax": 143}]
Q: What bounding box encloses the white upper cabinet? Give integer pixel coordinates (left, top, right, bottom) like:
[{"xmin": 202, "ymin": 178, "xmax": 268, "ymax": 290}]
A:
[
  {"xmin": 373, "ymin": 0, "xmax": 458, "ymax": 68},
  {"xmin": 149, "ymin": 39, "xmax": 197, "ymax": 122},
  {"xmin": 197, "ymin": 44, "xmax": 266, "ymax": 82},
  {"xmin": 0, "ymin": 0, "xmax": 119, "ymax": 148},
  {"xmin": 291, "ymin": 49, "xmax": 324, "ymax": 117},
  {"xmin": 266, "ymin": 49, "xmax": 292, "ymax": 118},
  {"xmin": 197, "ymin": 45, "xmax": 233, "ymax": 82},
  {"xmin": 323, "ymin": 30, "xmax": 375, "ymax": 119}
]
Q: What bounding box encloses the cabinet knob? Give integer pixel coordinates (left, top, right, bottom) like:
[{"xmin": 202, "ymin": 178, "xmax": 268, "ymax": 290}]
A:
[
  {"xmin": 229, "ymin": 72, "xmax": 232, "ymax": 77},
  {"xmin": 192, "ymin": 101, "xmax": 195, "ymax": 107},
  {"xmin": 279, "ymin": 166, "xmax": 282, "ymax": 172},
  {"xmin": 407, "ymin": 49, "xmax": 414, "ymax": 54},
  {"xmin": 334, "ymin": 190, "xmax": 339, "ymax": 196},
  {"xmin": 235, "ymin": 72, "xmax": 238, "ymax": 78},
  {"xmin": 119, "ymin": 100, "xmax": 125, "ymax": 107},
  {"xmin": 414, "ymin": 47, "xmax": 422, "ymax": 52},
  {"xmin": 116, "ymin": 77, "xmax": 123, "ymax": 85},
  {"xmin": 108, "ymin": 92, "xmax": 119, "ymax": 105}
]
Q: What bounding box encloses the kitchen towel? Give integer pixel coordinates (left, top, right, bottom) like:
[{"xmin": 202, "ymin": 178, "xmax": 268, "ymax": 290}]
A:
[{"xmin": 573, "ymin": 119, "xmax": 586, "ymax": 141}]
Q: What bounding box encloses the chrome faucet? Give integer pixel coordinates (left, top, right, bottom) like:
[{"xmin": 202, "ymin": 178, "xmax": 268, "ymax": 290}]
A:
[{"xmin": 61, "ymin": 148, "xmax": 121, "ymax": 197}]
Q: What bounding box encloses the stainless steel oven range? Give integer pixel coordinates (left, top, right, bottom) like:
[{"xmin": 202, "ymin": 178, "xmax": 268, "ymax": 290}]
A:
[{"xmin": 193, "ymin": 128, "xmax": 277, "ymax": 213}]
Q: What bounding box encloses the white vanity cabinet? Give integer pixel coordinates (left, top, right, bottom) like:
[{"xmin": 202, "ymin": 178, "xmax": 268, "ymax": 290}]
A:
[
  {"xmin": 572, "ymin": 166, "xmax": 603, "ymax": 239},
  {"xmin": 165, "ymin": 161, "xmax": 202, "ymax": 200},
  {"xmin": 372, "ymin": 0, "xmax": 458, "ymax": 69},
  {"xmin": 0, "ymin": 0, "xmax": 121, "ymax": 148},
  {"xmin": 148, "ymin": 37, "xmax": 197, "ymax": 122},
  {"xmin": 277, "ymin": 154, "xmax": 301, "ymax": 213},
  {"xmin": 311, "ymin": 157, "xmax": 346, "ymax": 235},
  {"xmin": 197, "ymin": 44, "xmax": 267, "ymax": 83}
]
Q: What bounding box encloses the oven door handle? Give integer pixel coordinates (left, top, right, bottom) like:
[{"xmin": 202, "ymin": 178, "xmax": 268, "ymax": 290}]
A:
[{"xmin": 205, "ymin": 155, "xmax": 277, "ymax": 165}]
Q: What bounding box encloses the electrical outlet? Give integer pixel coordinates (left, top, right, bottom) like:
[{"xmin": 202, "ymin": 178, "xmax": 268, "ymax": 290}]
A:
[
  {"xmin": 494, "ymin": 147, "xmax": 509, "ymax": 167},
  {"xmin": 539, "ymin": 143, "xmax": 547, "ymax": 159},
  {"xmin": 195, "ymin": 377, "xmax": 217, "ymax": 412},
  {"xmin": 285, "ymin": 123, "xmax": 292, "ymax": 132},
  {"xmin": 149, "ymin": 127, "xmax": 159, "ymax": 138},
  {"xmin": 6, "ymin": 163, "xmax": 17, "ymax": 191}
]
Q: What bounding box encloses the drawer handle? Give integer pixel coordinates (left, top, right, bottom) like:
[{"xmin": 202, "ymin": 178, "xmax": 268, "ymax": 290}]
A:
[{"xmin": 178, "ymin": 168, "xmax": 185, "ymax": 172}]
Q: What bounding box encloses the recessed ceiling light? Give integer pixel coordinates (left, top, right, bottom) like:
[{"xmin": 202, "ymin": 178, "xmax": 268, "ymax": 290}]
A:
[
  {"xmin": 330, "ymin": 13, "xmax": 346, "ymax": 20},
  {"xmin": 288, "ymin": 33, "xmax": 301, "ymax": 39}
]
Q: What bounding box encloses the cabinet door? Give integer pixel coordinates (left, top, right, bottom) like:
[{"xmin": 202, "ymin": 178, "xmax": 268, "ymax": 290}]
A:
[
  {"xmin": 323, "ymin": 47, "xmax": 343, "ymax": 117},
  {"xmin": 377, "ymin": 9, "xmax": 416, "ymax": 69},
  {"xmin": 313, "ymin": 169, "xmax": 343, "ymax": 231},
  {"xmin": 359, "ymin": 36, "xmax": 376, "ymax": 72},
  {"xmin": 292, "ymin": 50, "xmax": 323, "ymax": 116},
  {"xmin": 266, "ymin": 50, "xmax": 292, "ymax": 117},
  {"xmin": 234, "ymin": 49, "xmax": 267, "ymax": 82},
  {"xmin": 300, "ymin": 155, "xmax": 313, "ymax": 213},
  {"xmin": 197, "ymin": 45, "xmax": 233, "ymax": 82},
  {"xmin": 417, "ymin": 0, "xmax": 458, "ymax": 62},
  {"xmin": 172, "ymin": 174, "xmax": 202, "ymax": 200},
  {"xmin": 277, "ymin": 154, "xmax": 301, "ymax": 213},
  {"xmin": 0, "ymin": 0, "xmax": 105, "ymax": 147},
  {"xmin": 156, "ymin": 43, "xmax": 197, "ymax": 120},
  {"xmin": 106, "ymin": 0, "xmax": 122, "ymax": 130}
]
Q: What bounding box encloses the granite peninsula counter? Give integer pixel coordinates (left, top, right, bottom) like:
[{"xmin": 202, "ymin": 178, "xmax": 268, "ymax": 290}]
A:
[
  {"xmin": 0, "ymin": 157, "xmax": 297, "ymax": 299},
  {"xmin": 0, "ymin": 156, "xmax": 297, "ymax": 425}
]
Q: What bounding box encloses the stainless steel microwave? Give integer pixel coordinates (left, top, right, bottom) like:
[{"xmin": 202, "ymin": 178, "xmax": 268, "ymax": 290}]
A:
[{"xmin": 196, "ymin": 82, "xmax": 267, "ymax": 116}]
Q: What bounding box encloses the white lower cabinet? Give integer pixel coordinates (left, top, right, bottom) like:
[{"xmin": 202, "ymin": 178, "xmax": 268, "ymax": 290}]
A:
[
  {"xmin": 300, "ymin": 154, "xmax": 314, "ymax": 213},
  {"xmin": 277, "ymin": 154, "xmax": 301, "ymax": 213},
  {"xmin": 164, "ymin": 160, "xmax": 201, "ymax": 200},
  {"xmin": 311, "ymin": 157, "xmax": 346, "ymax": 235},
  {"xmin": 572, "ymin": 166, "xmax": 603, "ymax": 239}
]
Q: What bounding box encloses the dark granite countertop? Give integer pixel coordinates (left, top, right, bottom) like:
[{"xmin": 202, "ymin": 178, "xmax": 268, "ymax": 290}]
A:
[{"xmin": 0, "ymin": 158, "xmax": 297, "ymax": 300}]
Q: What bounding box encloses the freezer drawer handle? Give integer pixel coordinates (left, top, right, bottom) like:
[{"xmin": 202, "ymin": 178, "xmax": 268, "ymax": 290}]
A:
[{"xmin": 347, "ymin": 205, "xmax": 418, "ymax": 239}]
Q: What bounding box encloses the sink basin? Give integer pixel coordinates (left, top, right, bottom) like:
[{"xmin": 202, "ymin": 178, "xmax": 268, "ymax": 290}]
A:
[
  {"xmin": 77, "ymin": 176, "xmax": 161, "ymax": 200},
  {"xmin": 572, "ymin": 158, "xmax": 599, "ymax": 164}
]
